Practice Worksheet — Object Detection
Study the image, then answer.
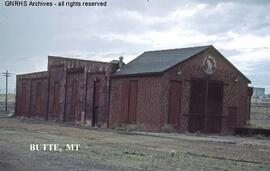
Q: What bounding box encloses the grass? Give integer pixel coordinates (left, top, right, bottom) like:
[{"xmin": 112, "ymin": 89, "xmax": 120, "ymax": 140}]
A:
[
  {"xmin": 0, "ymin": 93, "xmax": 16, "ymax": 102},
  {"xmin": 1, "ymin": 118, "xmax": 270, "ymax": 171}
]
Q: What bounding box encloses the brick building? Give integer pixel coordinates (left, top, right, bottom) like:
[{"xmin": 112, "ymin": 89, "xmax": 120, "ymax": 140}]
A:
[{"xmin": 15, "ymin": 45, "xmax": 253, "ymax": 133}]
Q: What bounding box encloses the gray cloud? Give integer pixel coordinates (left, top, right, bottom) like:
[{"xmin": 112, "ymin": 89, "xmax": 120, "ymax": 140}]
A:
[{"xmin": 0, "ymin": 0, "xmax": 270, "ymax": 93}]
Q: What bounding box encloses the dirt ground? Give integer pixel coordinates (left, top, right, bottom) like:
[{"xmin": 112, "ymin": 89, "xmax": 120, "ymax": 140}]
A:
[{"xmin": 0, "ymin": 115, "xmax": 270, "ymax": 171}]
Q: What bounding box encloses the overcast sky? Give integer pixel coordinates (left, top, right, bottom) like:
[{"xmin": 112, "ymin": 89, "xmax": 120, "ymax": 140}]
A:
[{"xmin": 0, "ymin": 0, "xmax": 270, "ymax": 93}]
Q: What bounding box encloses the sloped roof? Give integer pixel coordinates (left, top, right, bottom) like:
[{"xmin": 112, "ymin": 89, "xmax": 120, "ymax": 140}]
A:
[{"xmin": 113, "ymin": 45, "xmax": 210, "ymax": 76}]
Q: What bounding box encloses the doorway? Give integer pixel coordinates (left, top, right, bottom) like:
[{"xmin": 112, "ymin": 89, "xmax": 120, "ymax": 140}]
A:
[
  {"xmin": 92, "ymin": 79, "xmax": 100, "ymax": 126},
  {"xmin": 188, "ymin": 79, "xmax": 223, "ymax": 133},
  {"xmin": 168, "ymin": 81, "xmax": 182, "ymax": 129}
]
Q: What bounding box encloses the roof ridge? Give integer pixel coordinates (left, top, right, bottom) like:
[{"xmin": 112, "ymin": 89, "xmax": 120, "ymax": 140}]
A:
[{"xmin": 144, "ymin": 45, "xmax": 212, "ymax": 53}]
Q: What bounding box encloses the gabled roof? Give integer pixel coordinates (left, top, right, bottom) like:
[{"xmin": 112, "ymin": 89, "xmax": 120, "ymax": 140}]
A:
[
  {"xmin": 113, "ymin": 45, "xmax": 210, "ymax": 76},
  {"xmin": 112, "ymin": 45, "xmax": 251, "ymax": 83}
]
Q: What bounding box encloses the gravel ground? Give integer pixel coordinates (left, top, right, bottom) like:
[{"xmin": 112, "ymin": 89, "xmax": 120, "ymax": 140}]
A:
[{"xmin": 0, "ymin": 116, "xmax": 270, "ymax": 171}]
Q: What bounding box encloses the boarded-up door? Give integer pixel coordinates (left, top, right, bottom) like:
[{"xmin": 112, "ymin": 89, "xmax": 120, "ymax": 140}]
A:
[
  {"xmin": 227, "ymin": 107, "xmax": 237, "ymax": 128},
  {"xmin": 53, "ymin": 81, "xmax": 60, "ymax": 114},
  {"xmin": 128, "ymin": 80, "xmax": 138, "ymax": 123},
  {"xmin": 92, "ymin": 80, "xmax": 100, "ymax": 126},
  {"xmin": 70, "ymin": 80, "xmax": 78, "ymax": 120},
  {"xmin": 36, "ymin": 82, "xmax": 42, "ymax": 114},
  {"xmin": 168, "ymin": 81, "xmax": 182, "ymax": 129},
  {"xmin": 21, "ymin": 82, "xmax": 29, "ymax": 116}
]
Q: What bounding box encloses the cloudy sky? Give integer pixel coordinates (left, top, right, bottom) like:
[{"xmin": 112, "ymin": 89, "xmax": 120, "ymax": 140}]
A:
[{"xmin": 0, "ymin": 0, "xmax": 270, "ymax": 93}]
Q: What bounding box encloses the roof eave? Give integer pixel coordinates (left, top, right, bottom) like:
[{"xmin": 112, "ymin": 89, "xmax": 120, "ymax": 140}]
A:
[{"xmin": 111, "ymin": 72, "xmax": 163, "ymax": 78}]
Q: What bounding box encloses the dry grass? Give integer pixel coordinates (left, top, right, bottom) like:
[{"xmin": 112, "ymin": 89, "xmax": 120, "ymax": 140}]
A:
[{"xmin": 1, "ymin": 118, "xmax": 270, "ymax": 171}]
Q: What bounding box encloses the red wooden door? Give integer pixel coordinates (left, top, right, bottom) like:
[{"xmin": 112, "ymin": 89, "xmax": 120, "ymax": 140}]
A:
[
  {"xmin": 21, "ymin": 83, "xmax": 27, "ymax": 115},
  {"xmin": 168, "ymin": 81, "xmax": 182, "ymax": 128},
  {"xmin": 92, "ymin": 80, "xmax": 100, "ymax": 126},
  {"xmin": 227, "ymin": 107, "xmax": 237, "ymax": 128},
  {"xmin": 36, "ymin": 82, "xmax": 42, "ymax": 114},
  {"xmin": 128, "ymin": 80, "xmax": 138, "ymax": 123},
  {"xmin": 120, "ymin": 80, "xmax": 129, "ymax": 122},
  {"xmin": 53, "ymin": 81, "xmax": 60, "ymax": 114},
  {"xmin": 188, "ymin": 80, "xmax": 207, "ymax": 133},
  {"xmin": 205, "ymin": 81, "xmax": 223, "ymax": 133},
  {"xmin": 71, "ymin": 80, "xmax": 78, "ymax": 116}
]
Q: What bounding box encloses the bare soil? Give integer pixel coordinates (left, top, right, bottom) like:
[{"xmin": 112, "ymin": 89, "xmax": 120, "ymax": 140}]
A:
[{"xmin": 0, "ymin": 116, "xmax": 270, "ymax": 171}]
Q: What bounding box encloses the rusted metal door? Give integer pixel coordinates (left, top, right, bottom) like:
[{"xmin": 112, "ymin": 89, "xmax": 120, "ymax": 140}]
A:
[
  {"xmin": 168, "ymin": 81, "xmax": 181, "ymax": 129},
  {"xmin": 128, "ymin": 80, "xmax": 138, "ymax": 123},
  {"xmin": 92, "ymin": 79, "xmax": 100, "ymax": 126},
  {"xmin": 227, "ymin": 107, "xmax": 237, "ymax": 128}
]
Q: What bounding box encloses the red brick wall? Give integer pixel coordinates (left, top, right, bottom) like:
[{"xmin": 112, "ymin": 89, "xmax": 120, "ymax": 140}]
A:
[
  {"xmin": 109, "ymin": 47, "xmax": 250, "ymax": 133},
  {"xmin": 164, "ymin": 46, "xmax": 250, "ymax": 132},
  {"xmin": 109, "ymin": 76, "xmax": 167, "ymax": 131}
]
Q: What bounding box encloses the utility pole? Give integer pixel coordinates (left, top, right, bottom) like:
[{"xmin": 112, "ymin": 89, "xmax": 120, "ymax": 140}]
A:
[{"xmin": 2, "ymin": 70, "xmax": 11, "ymax": 111}]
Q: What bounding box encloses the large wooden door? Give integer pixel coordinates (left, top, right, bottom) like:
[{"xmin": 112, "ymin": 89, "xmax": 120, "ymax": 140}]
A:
[
  {"xmin": 205, "ymin": 81, "xmax": 223, "ymax": 133},
  {"xmin": 65, "ymin": 71, "xmax": 84, "ymax": 122},
  {"xmin": 168, "ymin": 81, "xmax": 182, "ymax": 129},
  {"xmin": 70, "ymin": 80, "xmax": 78, "ymax": 119},
  {"xmin": 188, "ymin": 80, "xmax": 207, "ymax": 133},
  {"xmin": 188, "ymin": 80, "xmax": 223, "ymax": 133},
  {"xmin": 92, "ymin": 79, "xmax": 100, "ymax": 126},
  {"xmin": 36, "ymin": 82, "xmax": 42, "ymax": 114},
  {"xmin": 120, "ymin": 80, "xmax": 138, "ymax": 123},
  {"xmin": 128, "ymin": 80, "xmax": 138, "ymax": 123},
  {"xmin": 52, "ymin": 81, "xmax": 60, "ymax": 114}
]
